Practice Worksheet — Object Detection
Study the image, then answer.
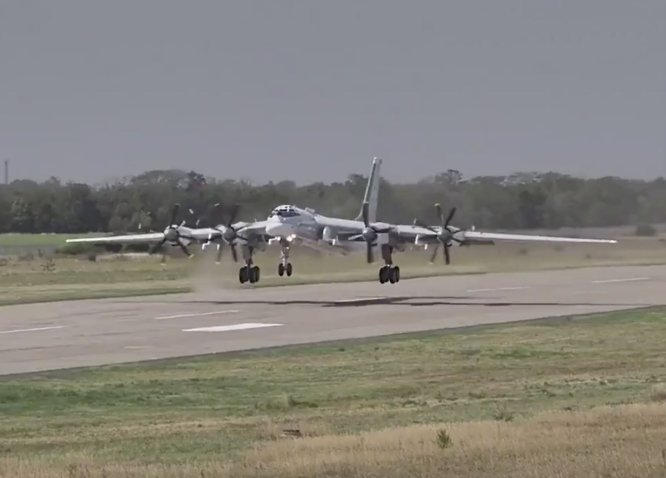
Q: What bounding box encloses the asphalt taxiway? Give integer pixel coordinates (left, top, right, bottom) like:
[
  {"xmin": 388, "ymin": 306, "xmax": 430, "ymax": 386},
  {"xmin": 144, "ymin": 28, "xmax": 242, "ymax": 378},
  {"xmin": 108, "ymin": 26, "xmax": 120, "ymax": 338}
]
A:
[{"xmin": 1, "ymin": 264, "xmax": 665, "ymax": 375}]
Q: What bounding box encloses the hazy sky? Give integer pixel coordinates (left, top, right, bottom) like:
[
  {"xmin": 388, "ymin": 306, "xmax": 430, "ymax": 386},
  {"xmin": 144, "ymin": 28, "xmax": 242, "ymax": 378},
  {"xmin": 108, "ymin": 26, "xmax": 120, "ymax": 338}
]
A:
[{"xmin": 1, "ymin": 0, "xmax": 664, "ymax": 184}]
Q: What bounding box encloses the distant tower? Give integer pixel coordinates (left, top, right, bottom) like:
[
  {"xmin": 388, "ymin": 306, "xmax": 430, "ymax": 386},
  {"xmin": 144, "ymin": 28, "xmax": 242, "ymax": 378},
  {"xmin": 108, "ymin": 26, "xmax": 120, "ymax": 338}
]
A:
[{"xmin": 3, "ymin": 159, "xmax": 8, "ymax": 185}]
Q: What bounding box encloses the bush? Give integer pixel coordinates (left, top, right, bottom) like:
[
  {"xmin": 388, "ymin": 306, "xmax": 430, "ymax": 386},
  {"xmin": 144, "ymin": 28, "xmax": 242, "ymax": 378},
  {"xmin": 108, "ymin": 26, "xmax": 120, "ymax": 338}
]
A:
[
  {"xmin": 57, "ymin": 242, "xmax": 96, "ymax": 255},
  {"xmin": 435, "ymin": 429, "xmax": 453, "ymax": 449},
  {"xmin": 635, "ymin": 224, "xmax": 657, "ymax": 237}
]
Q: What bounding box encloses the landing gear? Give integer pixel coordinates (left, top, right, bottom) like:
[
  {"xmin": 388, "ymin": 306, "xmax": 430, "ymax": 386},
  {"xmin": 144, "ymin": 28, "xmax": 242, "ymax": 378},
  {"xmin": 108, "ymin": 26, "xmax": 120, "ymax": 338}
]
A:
[
  {"xmin": 378, "ymin": 265, "xmax": 400, "ymax": 284},
  {"xmin": 277, "ymin": 240, "xmax": 293, "ymax": 278},
  {"xmin": 378, "ymin": 244, "xmax": 400, "ymax": 285},
  {"xmin": 239, "ymin": 265, "xmax": 260, "ymax": 284},
  {"xmin": 239, "ymin": 245, "xmax": 260, "ymax": 284},
  {"xmin": 278, "ymin": 262, "xmax": 293, "ymax": 277}
]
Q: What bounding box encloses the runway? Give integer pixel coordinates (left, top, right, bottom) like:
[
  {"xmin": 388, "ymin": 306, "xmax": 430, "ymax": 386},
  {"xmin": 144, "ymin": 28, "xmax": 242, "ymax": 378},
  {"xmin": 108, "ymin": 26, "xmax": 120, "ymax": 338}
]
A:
[{"xmin": 1, "ymin": 264, "xmax": 665, "ymax": 375}]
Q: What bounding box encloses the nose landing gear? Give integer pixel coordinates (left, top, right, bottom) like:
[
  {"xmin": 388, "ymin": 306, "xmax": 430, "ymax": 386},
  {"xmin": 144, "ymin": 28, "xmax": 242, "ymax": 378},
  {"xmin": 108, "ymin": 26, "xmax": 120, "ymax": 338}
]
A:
[{"xmin": 277, "ymin": 240, "xmax": 293, "ymax": 277}]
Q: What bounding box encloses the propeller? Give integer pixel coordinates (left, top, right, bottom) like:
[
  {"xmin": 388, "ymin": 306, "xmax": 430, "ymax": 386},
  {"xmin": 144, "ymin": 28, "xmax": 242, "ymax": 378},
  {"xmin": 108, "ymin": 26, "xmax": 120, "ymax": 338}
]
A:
[
  {"xmin": 209, "ymin": 203, "xmax": 244, "ymax": 263},
  {"xmin": 360, "ymin": 202, "xmax": 391, "ymax": 263},
  {"xmin": 413, "ymin": 203, "xmax": 462, "ymax": 265},
  {"xmin": 149, "ymin": 203, "xmax": 193, "ymax": 257}
]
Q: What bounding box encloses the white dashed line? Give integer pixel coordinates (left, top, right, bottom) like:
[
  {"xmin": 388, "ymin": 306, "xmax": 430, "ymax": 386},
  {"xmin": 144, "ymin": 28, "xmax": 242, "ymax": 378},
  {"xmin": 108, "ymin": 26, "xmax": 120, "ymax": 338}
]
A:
[
  {"xmin": 154, "ymin": 310, "xmax": 240, "ymax": 320},
  {"xmin": 183, "ymin": 323, "xmax": 283, "ymax": 333},
  {"xmin": 592, "ymin": 277, "xmax": 650, "ymax": 284},
  {"xmin": 0, "ymin": 325, "xmax": 65, "ymax": 335},
  {"xmin": 467, "ymin": 286, "xmax": 531, "ymax": 293}
]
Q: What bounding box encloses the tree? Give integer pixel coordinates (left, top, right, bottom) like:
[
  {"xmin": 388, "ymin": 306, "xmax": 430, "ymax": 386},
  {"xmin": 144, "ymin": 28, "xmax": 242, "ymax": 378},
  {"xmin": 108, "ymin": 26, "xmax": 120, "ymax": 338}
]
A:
[{"xmin": 10, "ymin": 196, "xmax": 34, "ymax": 232}]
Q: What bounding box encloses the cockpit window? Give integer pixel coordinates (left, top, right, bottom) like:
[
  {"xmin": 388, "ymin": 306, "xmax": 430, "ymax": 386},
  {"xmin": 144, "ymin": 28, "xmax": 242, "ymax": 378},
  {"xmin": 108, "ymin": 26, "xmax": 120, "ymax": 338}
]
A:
[{"xmin": 270, "ymin": 206, "xmax": 299, "ymax": 218}]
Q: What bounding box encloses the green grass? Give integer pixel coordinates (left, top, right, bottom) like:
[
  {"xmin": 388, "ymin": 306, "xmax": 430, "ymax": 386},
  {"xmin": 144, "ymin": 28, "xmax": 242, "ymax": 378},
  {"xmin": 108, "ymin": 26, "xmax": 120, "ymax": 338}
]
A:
[
  {"xmin": 0, "ymin": 233, "xmax": 74, "ymax": 248},
  {"xmin": 0, "ymin": 307, "xmax": 665, "ymax": 469}
]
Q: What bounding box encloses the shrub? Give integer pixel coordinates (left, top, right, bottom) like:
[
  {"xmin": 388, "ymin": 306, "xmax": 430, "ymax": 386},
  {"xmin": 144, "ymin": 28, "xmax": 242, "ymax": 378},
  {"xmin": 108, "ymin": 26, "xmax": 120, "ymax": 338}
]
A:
[{"xmin": 435, "ymin": 428, "xmax": 453, "ymax": 449}]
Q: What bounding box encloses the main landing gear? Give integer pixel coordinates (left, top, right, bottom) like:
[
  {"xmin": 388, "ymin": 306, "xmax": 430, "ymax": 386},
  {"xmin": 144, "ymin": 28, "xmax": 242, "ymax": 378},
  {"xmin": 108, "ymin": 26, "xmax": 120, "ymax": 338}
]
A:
[
  {"xmin": 378, "ymin": 244, "xmax": 400, "ymax": 284},
  {"xmin": 277, "ymin": 240, "xmax": 293, "ymax": 277},
  {"xmin": 379, "ymin": 265, "xmax": 400, "ymax": 284},
  {"xmin": 238, "ymin": 245, "xmax": 260, "ymax": 284}
]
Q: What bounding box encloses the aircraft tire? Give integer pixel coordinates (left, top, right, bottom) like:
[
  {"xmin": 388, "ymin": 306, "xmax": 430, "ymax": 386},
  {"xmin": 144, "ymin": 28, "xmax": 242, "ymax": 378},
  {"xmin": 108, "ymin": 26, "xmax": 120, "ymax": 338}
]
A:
[
  {"xmin": 394, "ymin": 266, "xmax": 400, "ymax": 283},
  {"xmin": 286, "ymin": 263, "xmax": 293, "ymax": 277},
  {"xmin": 249, "ymin": 266, "xmax": 260, "ymax": 283},
  {"xmin": 239, "ymin": 266, "xmax": 248, "ymax": 284},
  {"xmin": 379, "ymin": 266, "xmax": 388, "ymax": 284},
  {"xmin": 278, "ymin": 263, "xmax": 285, "ymax": 277},
  {"xmin": 389, "ymin": 266, "xmax": 397, "ymax": 284}
]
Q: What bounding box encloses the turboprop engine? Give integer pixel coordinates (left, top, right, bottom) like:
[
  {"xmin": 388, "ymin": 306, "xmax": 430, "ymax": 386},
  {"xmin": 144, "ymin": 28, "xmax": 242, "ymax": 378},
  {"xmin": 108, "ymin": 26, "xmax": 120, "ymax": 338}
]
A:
[{"xmin": 322, "ymin": 226, "xmax": 337, "ymax": 243}]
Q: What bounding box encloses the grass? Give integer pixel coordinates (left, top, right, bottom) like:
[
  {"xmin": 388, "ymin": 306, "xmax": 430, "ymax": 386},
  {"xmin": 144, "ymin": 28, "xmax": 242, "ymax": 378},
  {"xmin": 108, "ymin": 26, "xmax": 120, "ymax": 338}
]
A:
[
  {"xmin": 0, "ymin": 307, "xmax": 665, "ymax": 477},
  {"xmin": 0, "ymin": 233, "xmax": 74, "ymax": 248},
  {"xmin": 0, "ymin": 234, "xmax": 665, "ymax": 305}
]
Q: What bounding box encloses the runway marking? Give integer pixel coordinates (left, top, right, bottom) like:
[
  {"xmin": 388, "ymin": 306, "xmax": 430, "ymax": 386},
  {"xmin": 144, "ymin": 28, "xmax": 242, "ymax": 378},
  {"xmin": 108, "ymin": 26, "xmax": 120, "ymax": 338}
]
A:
[
  {"xmin": 467, "ymin": 286, "xmax": 531, "ymax": 293},
  {"xmin": 183, "ymin": 323, "xmax": 283, "ymax": 333},
  {"xmin": 0, "ymin": 325, "xmax": 65, "ymax": 335},
  {"xmin": 154, "ymin": 310, "xmax": 240, "ymax": 320},
  {"xmin": 592, "ymin": 277, "xmax": 650, "ymax": 284}
]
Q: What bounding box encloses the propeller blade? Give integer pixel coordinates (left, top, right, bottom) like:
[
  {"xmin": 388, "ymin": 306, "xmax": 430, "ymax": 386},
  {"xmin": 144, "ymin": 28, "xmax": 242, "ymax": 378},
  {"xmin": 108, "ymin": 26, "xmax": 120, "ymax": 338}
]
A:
[
  {"xmin": 170, "ymin": 204, "xmax": 180, "ymax": 226},
  {"xmin": 413, "ymin": 219, "xmax": 438, "ymax": 233},
  {"xmin": 366, "ymin": 241, "xmax": 373, "ymax": 263},
  {"xmin": 210, "ymin": 203, "xmax": 223, "ymax": 225},
  {"xmin": 444, "ymin": 245, "xmax": 451, "ymax": 265},
  {"xmin": 450, "ymin": 234, "xmax": 464, "ymax": 244},
  {"xmin": 177, "ymin": 240, "xmax": 191, "ymax": 257},
  {"xmin": 228, "ymin": 204, "xmax": 240, "ymax": 226},
  {"xmin": 230, "ymin": 243, "xmax": 238, "ymax": 262},
  {"xmin": 435, "ymin": 203, "xmax": 444, "ymax": 226},
  {"xmin": 150, "ymin": 237, "xmax": 167, "ymax": 255},
  {"xmin": 429, "ymin": 244, "xmax": 439, "ymax": 263},
  {"xmin": 361, "ymin": 202, "xmax": 370, "ymax": 227},
  {"xmin": 444, "ymin": 207, "xmax": 457, "ymax": 229}
]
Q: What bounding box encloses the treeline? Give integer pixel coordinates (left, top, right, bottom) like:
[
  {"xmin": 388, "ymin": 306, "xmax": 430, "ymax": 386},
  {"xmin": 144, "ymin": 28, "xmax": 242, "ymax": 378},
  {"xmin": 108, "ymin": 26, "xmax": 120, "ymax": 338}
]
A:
[{"xmin": 0, "ymin": 169, "xmax": 665, "ymax": 234}]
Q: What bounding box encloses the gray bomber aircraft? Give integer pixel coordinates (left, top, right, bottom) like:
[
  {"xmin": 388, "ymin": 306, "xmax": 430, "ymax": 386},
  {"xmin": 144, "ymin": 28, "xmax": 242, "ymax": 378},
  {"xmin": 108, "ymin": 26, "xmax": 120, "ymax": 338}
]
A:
[{"xmin": 67, "ymin": 158, "xmax": 617, "ymax": 285}]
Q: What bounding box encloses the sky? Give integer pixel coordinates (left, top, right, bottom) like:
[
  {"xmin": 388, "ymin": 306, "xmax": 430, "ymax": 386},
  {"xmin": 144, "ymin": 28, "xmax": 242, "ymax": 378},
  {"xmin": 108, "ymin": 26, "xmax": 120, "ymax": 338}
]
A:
[{"xmin": 1, "ymin": 0, "xmax": 664, "ymax": 184}]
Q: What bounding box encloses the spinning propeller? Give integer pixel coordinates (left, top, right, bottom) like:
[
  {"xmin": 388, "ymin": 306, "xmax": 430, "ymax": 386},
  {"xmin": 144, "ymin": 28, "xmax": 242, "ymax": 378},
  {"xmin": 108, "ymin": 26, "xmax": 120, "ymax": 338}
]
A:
[
  {"xmin": 413, "ymin": 203, "xmax": 463, "ymax": 264},
  {"xmin": 150, "ymin": 203, "xmax": 193, "ymax": 257},
  {"xmin": 360, "ymin": 202, "xmax": 391, "ymax": 263},
  {"xmin": 209, "ymin": 203, "xmax": 244, "ymax": 263}
]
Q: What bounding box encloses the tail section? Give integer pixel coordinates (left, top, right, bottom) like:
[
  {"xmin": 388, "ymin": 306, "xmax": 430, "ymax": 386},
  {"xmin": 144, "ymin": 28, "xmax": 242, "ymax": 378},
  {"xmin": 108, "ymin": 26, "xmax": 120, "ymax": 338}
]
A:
[{"xmin": 355, "ymin": 157, "xmax": 382, "ymax": 223}]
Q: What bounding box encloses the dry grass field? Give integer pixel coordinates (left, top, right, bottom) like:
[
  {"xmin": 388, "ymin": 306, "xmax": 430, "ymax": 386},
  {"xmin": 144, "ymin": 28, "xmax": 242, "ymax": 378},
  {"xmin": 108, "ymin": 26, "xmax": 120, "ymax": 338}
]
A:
[
  {"xmin": 0, "ymin": 233, "xmax": 665, "ymax": 305},
  {"xmin": 0, "ymin": 307, "xmax": 665, "ymax": 477}
]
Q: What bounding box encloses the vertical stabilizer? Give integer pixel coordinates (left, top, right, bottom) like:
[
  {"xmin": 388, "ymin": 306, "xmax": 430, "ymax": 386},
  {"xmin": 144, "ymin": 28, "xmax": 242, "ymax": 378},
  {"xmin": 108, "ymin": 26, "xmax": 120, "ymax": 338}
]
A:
[{"xmin": 355, "ymin": 157, "xmax": 382, "ymax": 223}]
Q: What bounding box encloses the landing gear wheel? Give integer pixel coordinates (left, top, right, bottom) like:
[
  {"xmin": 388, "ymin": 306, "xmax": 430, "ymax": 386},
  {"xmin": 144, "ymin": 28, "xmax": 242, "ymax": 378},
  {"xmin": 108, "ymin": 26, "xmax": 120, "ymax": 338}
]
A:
[
  {"xmin": 249, "ymin": 266, "xmax": 260, "ymax": 283},
  {"xmin": 239, "ymin": 266, "xmax": 248, "ymax": 284},
  {"xmin": 278, "ymin": 263, "xmax": 285, "ymax": 277},
  {"xmin": 379, "ymin": 266, "xmax": 389, "ymax": 284},
  {"xmin": 393, "ymin": 266, "xmax": 400, "ymax": 283},
  {"xmin": 389, "ymin": 266, "xmax": 397, "ymax": 284},
  {"xmin": 286, "ymin": 262, "xmax": 293, "ymax": 277}
]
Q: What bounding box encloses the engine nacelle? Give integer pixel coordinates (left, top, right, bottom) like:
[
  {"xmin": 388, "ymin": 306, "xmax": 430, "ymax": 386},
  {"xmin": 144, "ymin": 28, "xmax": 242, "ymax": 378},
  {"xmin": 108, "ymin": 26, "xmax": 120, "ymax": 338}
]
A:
[{"xmin": 322, "ymin": 226, "xmax": 337, "ymax": 242}]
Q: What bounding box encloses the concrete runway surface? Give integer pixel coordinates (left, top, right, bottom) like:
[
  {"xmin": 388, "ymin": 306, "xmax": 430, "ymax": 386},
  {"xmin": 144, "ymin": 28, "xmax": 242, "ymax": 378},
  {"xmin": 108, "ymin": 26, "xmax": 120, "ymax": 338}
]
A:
[{"xmin": 1, "ymin": 264, "xmax": 665, "ymax": 375}]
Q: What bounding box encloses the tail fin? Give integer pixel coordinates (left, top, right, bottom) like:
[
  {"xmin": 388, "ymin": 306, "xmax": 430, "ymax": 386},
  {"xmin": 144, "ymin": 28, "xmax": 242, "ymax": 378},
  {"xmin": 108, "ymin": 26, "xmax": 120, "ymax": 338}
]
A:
[{"xmin": 355, "ymin": 157, "xmax": 382, "ymax": 223}]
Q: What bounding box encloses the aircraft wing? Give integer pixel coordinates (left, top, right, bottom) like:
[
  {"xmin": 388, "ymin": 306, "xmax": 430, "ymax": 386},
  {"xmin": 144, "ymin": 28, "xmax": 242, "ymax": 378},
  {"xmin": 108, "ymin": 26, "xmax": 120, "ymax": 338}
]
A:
[
  {"xmin": 237, "ymin": 220, "xmax": 269, "ymax": 236},
  {"xmin": 461, "ymin": 231, "xmax": 617, "ymax": 244},
  {"xmin": 66, "ymin": 232, "xmax": 166, "ymax": 244},
  {"xmin": 393, "ymin": 224, "xmax": 616, "ymax": 245}
]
